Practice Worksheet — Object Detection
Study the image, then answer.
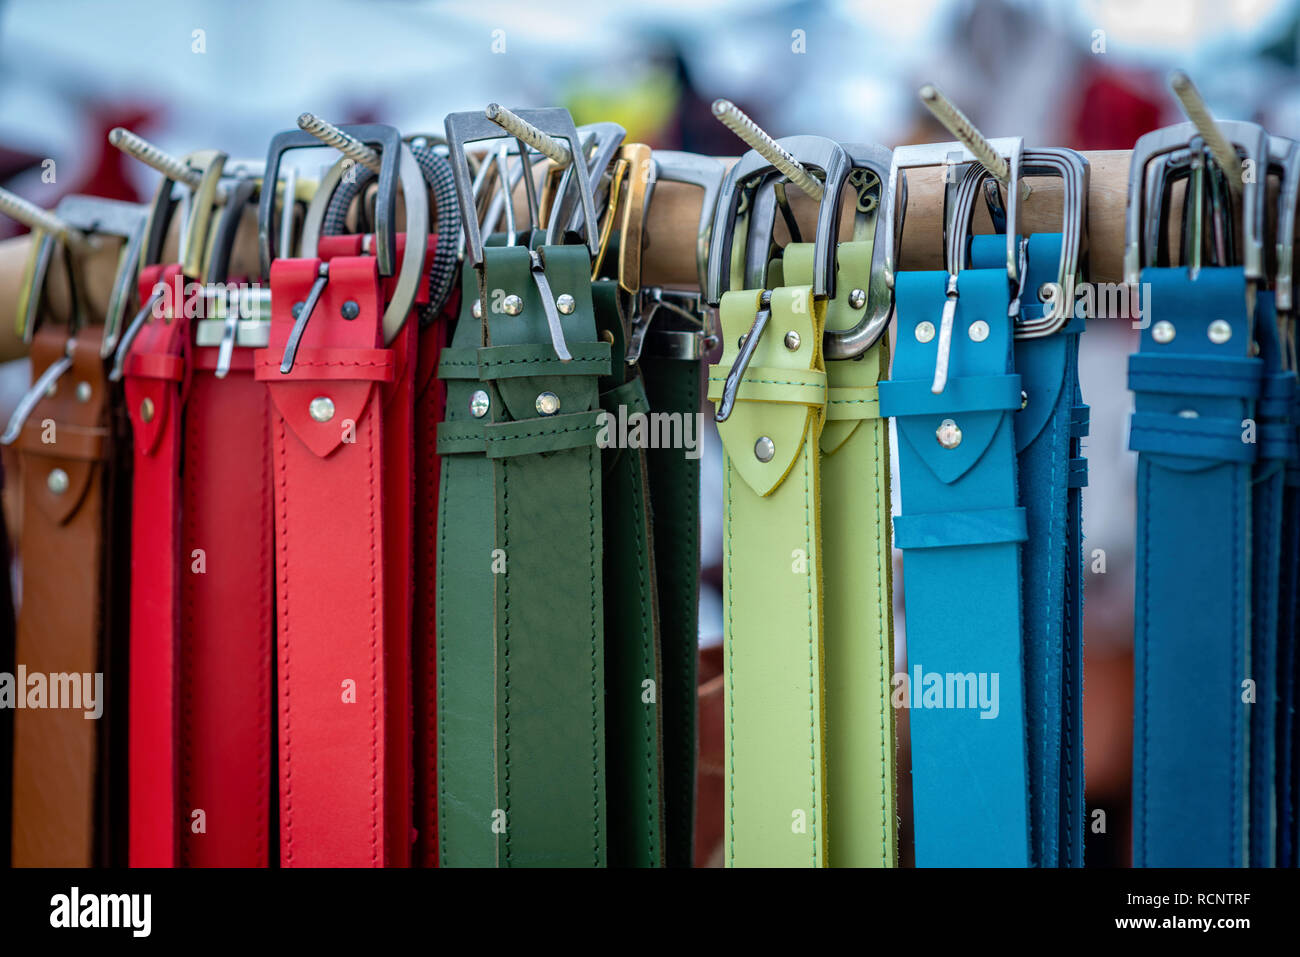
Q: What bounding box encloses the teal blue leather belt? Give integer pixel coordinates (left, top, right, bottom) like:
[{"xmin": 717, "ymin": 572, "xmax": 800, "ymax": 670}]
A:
[{"xmin": 879, "ymin": 266, "xmax": 1031, "ymax": 866}]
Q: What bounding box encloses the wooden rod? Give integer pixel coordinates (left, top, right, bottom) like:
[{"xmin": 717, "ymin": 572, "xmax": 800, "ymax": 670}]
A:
[{"xmin": 0, "ymin": 149, "xmax": 1135, "ymax": 362}]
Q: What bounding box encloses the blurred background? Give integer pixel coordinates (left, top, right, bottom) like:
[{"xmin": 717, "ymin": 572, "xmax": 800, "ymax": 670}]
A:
[{"xmin": 2, "ymin": 0, "xmax": 1296, "ymax": 866}]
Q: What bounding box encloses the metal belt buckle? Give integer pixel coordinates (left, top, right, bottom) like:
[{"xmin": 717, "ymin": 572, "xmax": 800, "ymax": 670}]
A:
[
  {"xmin": 1124, "ymin": 120, "xmax": 1268, "ymax": 287},
  {"xmin": 884, "ymin": 137, "xmax": 1025, "ymax": 392},
  {"xmin": 444, "ymin": 107, "xmax": 601, "ymax": 361},
  {"xmin": 946, "ymin": 147, "xmax": 1090, "ymax": 339},
  {"xmin": 622, "ymin": 150, "xmax": 725, "ymax": 366},
  {"xmin": 258, "ymin": 123, "xmax": 428, "ymax": 364},
  {"xmin": 706, "ymin": 135, "xmax": 852, "ymax": 420}
]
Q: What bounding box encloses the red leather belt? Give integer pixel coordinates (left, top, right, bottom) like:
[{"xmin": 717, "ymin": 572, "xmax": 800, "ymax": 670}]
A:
[
  {"xmin": 125, "ymin": 263, "xmax": 187, "ymax": 868},
  {"xmin": 257, "ymin": 254, "xmax": 405, "ymax": 866},
  {"xmin": 180, "ymin": 341, "xmax": 274, "ymax": 867}
]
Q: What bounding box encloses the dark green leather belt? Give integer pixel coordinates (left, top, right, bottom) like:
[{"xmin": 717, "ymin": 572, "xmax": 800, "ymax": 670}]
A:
[{"xmin": 438, "ymin": 243, "xmax": 611, "ymax": 866}]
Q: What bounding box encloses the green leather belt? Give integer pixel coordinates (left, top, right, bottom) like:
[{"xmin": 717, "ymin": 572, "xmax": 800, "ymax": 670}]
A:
[
  {"xmin": 708, "ymin": 284, "xmax": 829, "ymax": 867},
  {"xmin": 780, "ymin": 241, "xmax": 897, "ymax": 867},
  {"xmin": 594, "ymin": 280, "xmax": 665, "ymax": 867},
  {"xmin": 438, "ymin": 243, "xmax": 611, "ymax": 866}
]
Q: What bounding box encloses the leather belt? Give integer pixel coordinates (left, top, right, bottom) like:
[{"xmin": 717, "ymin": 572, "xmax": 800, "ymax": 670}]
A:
[
  {"xmin": 594, "ymin": 279, "xmax": 664, "ymax": 867},
  {"xmin": 1249, "ymin": 289, "xmax": 1293, "ymax": 867},
  {"xmin": 782, "ymin": 241, "xmax": 896, "ymax": 867},
  {"xmin": 878, "ymin": 267, "xmax": 1031, "ymax": 867},
  {"xmin": 180, "ymin": 335, "xmax": 274, "ymax": 867},
  {"xmin": 969, "ymin": 232, "xmax": 1088, "ymax": 867},
  {"xmin": 11, "ymin": 325, "xmax": 119, "ymax": 866},
  {"xmin": 1128, "ymin": 266, "xmax": 1258, "ymax": 867},
  {"xmin": 125, "ymin": 263, "xmax": 187, "ymax": 868},
  {"xmin": 256, "ymin": 254, "xmax": 405, "ymax": 866},
  {"xmin": 708, "ymin": 283, "xmax": 829, "ymax": 867}
]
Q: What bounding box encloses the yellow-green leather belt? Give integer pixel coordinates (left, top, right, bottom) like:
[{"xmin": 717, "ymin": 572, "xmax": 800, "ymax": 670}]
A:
[
  {"xmin": 780, "ymin": 241, "xmax": 897, "ymax": 867},
  {"xmin": 437, "ymin": 242, "xmax": 612, "ymax": 866},
  {"xmin": 708, "ymin": 284, "xmax": 829, "ymax": 867}
]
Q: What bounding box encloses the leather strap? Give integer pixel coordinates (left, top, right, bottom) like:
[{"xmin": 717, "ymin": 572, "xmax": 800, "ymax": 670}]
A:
[
  {"xmin": 1279, "ymin": 379, "xmax": 1300, "ymax": 867},
  {"xmin": 1249, "ymin": 290, "xmax": 1291, "ymax": 867},
  {"xmin": 438, "ymin": 244, "xmax": 611, "ymax": 866},
  {"xmin": 781, "ymin": 242, "xmax": 896, "ymax": 867},
  {"xmin": 1128, "ymin": 266, "xmax": 1257, "ymax": 867},
  {"xmin": 971, "ymin": 233, "xmax": 1088, "ymax": 867},
  {"xmin": 708, "ymin": 283, "xmax": 829, "ymax": 867},
  {"xmin": 414, "ymin": 296, "xmax": 456, "ymax": 868},
  {"xmin": 11, "ymin": 326, "xmax": 115, "ymax": 867},
  {"xmin": 125, "ymin": 263, "xmax": 187, "ymax": 868},
  {"xmin": 878, "ymin": 267, "xmax": 1031, "ymax": 867},
  {"xmin": 180, "ymin": 343, "xmax": 274, "ymax": 867},
  {"xmin": 436, "ymin": 269, "xmax": 499, "ymax": 867},
  {"xmin": 640, "ymin": 341, "xmax": 703, "ymax": 870},
  {"xmin": 256, "ymin": 255, "xmax": 402, "ymax": 866},
  {"xmin": 594, "ymin": 280, "xmax": 664, "ymax": 867}
]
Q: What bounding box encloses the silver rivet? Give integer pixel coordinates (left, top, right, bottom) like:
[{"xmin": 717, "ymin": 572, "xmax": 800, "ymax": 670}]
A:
[
  {"xmin": 309, "ymin": 396, "xmax": 335, "ymax": 423},
  {"xmin": 472, "ymin": 299, "xmax": 482, "ymax": 319},
  {"xmin": 75, "ymin": 382, "xmax": 92, "ymax": 403},
  {"xmin": 916, "ymin": 321, "xmax": 935, "ymax": 343},
  {"xmin": 340, "ymin": 300, "xmax": 360, "ymax": 320},
  {"xmin": 47, "ymin": 468, "xmax": 69, "ymax": 495},
  {"xmin": 469, "ymin": 390, "xmax": 490, "ymax": 418},
  {"xmin": 936, "ymin": 418, "xmax": 962, "ymax": 449},
  {"xmin": 140, "ymin": 397, "xmax": 155, "ymax": 423},
  {"xmin": 1152, "ymin": 320, "xmax": 1176, "ymax": 343},
  {"xmin": 503, "ymin": 294, "xmax": 523, "ymax": 316},
  {"xmin": 754, "ymin": 436, "xmax": 775, "ymax": 462},
  {"xmin": 784, "ymin": 331, "xmax": 801, "ymax": 351},
  {"xmin": 968, "ymin": 320, "xmax": 989, "ymax": 342},
  {"xmin": 738, "ymin": 334, "xmax": 748, "ymax": 349},
  {"xmin": 848, "ymin": 288, "xmax": 866, "ymax": 309},
  {"xmin": 1020, "ymin": 390, "xmax": 1029, "ymax": 410},
  {"xmin": 1178, "ymin": 409, "xmax": 1200, "ymax": 419},
  {"xmin": 1208, "ymin": 319, "xmax": 1232, "ymax": 344},
  {"xmin": 556, "ymin": 293, "xmax": 576, "ymax": 315},
  {"xmin": 535, "ymin": 391, "xmax": 560, "ymax": 415}
]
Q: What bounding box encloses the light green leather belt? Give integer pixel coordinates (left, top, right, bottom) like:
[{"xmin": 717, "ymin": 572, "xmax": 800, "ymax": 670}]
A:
[
  {"xmin": 708, "ymin": 284, "xmax": 829, "ymax": 867},
  {"xmin": 782, "ymin": 241, "xmax": 897, "ymax": 867}
]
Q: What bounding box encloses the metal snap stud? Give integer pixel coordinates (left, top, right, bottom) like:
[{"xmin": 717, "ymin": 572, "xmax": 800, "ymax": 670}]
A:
[
  {"xmin": 968, "ymin": 320, "xmax": 989, "ymax": 342},
  {"xmin": 140, "ymin": 397, "xmax": 155, "ymax": 423},
  {"xmin": 1020, "ymin": 390, "xmax": 1029, "ymax": 410},
  {"xmin": 916, "ymin": 321, "xmax": 935, "ymax": 343},
  {"xmin": 754, "ymin": 436, "xmax": 775, "ymax": 462},
  {"xmin": 340, "ymin": 300, "xmax": 360, "ymax": 320},
  {"xmin": 309, "ymin": 396, "xmax": 335, "ymax": 423},
  {"xmin": 75, "ymin": 382, "xmax": 92, "ymax": 403},
  {"xmin": 469, "ymin": 390, "xmax": 490, "ymax": 418},
  {"xmin": 848, "ymin": 288, "xmax": 866, "ymax": 309},
  {"xmin": 936, "ymin": 418, "xmax": 962, "ymax": 449},
  {"xmin": 1208, "ymin": 319, "xmax": 1232, "ymax": 344},
  {"xmin": 535, "ymin": 391, "xmax": 561, "ymax": 416},
  {"xmin": 1152, "ymin": 320, "xmax": 1175, "ymax": 343},
  {"xmin": 47, "ymin": 468, "xmax": 69, "ymax": 495},
  {"xmin": 472, "ymin": 299, "xmax": 483, "ymax": 319},
  {"xmin": 503, "ymin": 294, "xmax": 523, "ymax": 316},
  {"xmin": 784, "ymin": 331, "xmax": 801, "ymax": 351},
  {"xmin": 556, "ymin": 294, "xmax": 576, "ymax": 315}
]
